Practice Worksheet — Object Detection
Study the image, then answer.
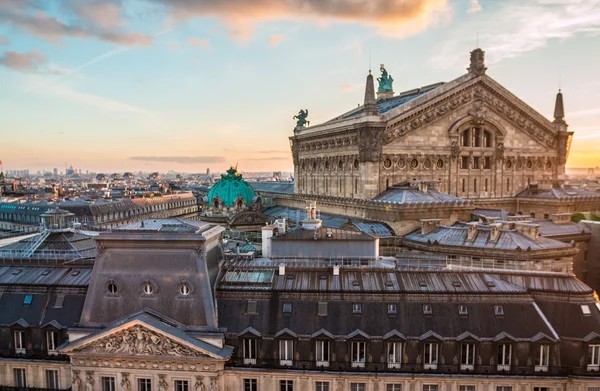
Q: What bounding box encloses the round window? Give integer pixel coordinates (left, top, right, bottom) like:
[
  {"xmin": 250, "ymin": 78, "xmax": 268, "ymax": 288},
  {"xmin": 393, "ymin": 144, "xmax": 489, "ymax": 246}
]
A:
[
  {"xmin": 424, "ymin": 159, "xmax": 432, "ymax": 169},
  {"xmin": 506, "ymin": 160, "xmax": 512, "ymax": 169},
  {"xmin": 325, "ymin": 161, "xmax": 330, "ymax": 170},
  {"xmin": 546, "ymin": 161, "xmax": 552, "ymax": 169},
  {"xmin": 436, "ymin": 159, "xmax": 444, "ymax": 169},
  {"xmin": 353, "ymin": 159, "xmax": 359, "ymax": 169},
  {"xmin": 338, "ymin": 160, "xmax": 344, "ymax": 170},
  {"xmin": 397, "ymin": 159, "xmax": 406, "ymax": 169},
  {"xmin": 383, "ymin": 158, "xmax": 392, "ymax": 169},
  {"xmin": 179, "ymin": 283, "xmax": 191, "ymax": 296},
  {"xmin": 142, "ymin": 282, "xmax": 154, "ymax": 295},
  {"xmin": 410, "ymin": 159, "xmax": 419, "ymax": 169},
  {"xmin": 312, "ymin": 161, "xmax": 317, "ymax": 170},
  {"xmin": 107, "ymin": 282, "xmax": 118, "ymax": 294},
  {"xmin": 526, "ymin": 160, "xmax": 533, "ymax": 169}
]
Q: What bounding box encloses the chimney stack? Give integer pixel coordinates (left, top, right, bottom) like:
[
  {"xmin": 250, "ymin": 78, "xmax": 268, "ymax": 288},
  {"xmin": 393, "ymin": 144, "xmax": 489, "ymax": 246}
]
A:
[{"xmin": 420, "ymin": 219, "xmax": 442, "ymax": 235}]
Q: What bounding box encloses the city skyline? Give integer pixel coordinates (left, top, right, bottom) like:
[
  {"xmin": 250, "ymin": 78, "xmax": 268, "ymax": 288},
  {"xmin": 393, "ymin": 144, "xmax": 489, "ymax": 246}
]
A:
[{"xmin": 1, "ymin": 0, "xmax": 600, "ymax": 173}]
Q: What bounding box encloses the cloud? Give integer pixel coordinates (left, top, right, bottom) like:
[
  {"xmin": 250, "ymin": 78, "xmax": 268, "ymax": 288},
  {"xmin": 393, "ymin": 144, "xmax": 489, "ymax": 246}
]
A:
[
  {"xmin": 268, "ymin": 33, "xmax": 284, "ymax": 48},
  {"xmin": 187, "ymin": 37, "xmax": 210, "ymax": 49},
  {"xmin": 152, "ymin": 0, "xmax": 450, "ymax": 41},
  {"xmin": 467, "ymin": 0, "xmax": 482, "ymax": 14},
  {"xmin": 0, "ymin": 36, "xmax": 8, "ymax": 45},
  {"xmin": 129, "ymin": 156, "xmax": 226, "ymax": 164},
  {"xmin": 0, "ymin": 2, "xmax": 153, "ymax": 47},
  {"xmin": 431, "ymin": 0, "xmax": 600, "ymax": 70},
  {"xmin": 0, "ymin": 50, "xmax": 46, "ymax": 71},
  {"xmin": 569, "ymin": 107, "xmax": 600, "ymax": 118}
]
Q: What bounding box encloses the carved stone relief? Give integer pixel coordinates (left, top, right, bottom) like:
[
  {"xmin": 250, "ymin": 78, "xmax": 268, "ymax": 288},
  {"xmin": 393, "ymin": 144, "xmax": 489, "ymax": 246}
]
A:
[{"xmin": 77, "ymin": 325, "xmax": 207, "ymax": 357}]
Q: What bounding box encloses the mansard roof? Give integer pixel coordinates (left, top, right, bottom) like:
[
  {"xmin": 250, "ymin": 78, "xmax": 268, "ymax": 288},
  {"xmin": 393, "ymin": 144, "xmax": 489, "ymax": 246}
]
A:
[
  {"xmin": 517, "ymin": 184, "xmax": 600, "ymax": 200},
  {"xmin": 372, "ymin": 182, "xmax": 464, "ymax": 204},
  {"xmin": 0, "ymin": 291, "xmax": 86, "ymax": 327}
]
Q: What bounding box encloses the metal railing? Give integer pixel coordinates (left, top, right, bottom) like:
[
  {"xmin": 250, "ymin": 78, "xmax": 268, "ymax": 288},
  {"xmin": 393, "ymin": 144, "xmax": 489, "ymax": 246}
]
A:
[{"xmin": 225, "ymin": 359, "xmax": 600, "ymax": 377}]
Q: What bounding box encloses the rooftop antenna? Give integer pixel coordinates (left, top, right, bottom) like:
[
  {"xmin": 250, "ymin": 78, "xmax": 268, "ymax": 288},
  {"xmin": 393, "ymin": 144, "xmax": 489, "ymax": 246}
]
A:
[
  {"xmin": 369, "ymin": 48, "xmax": 372, "ymax": 74},
  {"xmin": 559, "ymin": 73, "xmax": 562, "ymax": 91}
]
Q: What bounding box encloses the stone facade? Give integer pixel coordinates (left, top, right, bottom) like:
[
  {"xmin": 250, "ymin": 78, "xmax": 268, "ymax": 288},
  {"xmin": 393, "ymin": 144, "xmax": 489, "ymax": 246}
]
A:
[{"xmin": 291, "ymin": 50, "xmax": 572, "ymax": 201}]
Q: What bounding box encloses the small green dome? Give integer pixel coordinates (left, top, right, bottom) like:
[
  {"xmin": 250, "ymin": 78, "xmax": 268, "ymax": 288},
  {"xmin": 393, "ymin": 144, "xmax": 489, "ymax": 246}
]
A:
[{"xmin": 208, "ymin": 167, "xmax": 256, "ymax": 207}]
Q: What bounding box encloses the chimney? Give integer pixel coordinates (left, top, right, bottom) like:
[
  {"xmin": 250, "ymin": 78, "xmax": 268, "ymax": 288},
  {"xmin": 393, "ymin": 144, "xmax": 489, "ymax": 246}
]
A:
[
  {"xmin": 364, "ymin": 71, "xmax": 378, "ymax": 115},
  {"xmin": 489, "ymin": 223, "xmax": 502, "ymax": 242},
  {"xmin": 301, "ymin": 200, "xmax": 322, "ymax": 230},
  {"xmin": 515, "ymin": 222, "xmax": 540, "ymax": 242},
  {"xmin": 277, "ymin": 218, "xmax": 286, "ymax": 234},
  {"xmin": 420, "ymin": 219, "xmax": 442, "ymax": 235},
  {"xmin": 261, "ymin": 223, "xmax": 275, "ymax": 258},
  {"xmin": 466, "ymin": 222, "xmax": 478, "ymax": 241},
  {"xmin": 279, "ymin": 264, "xmax": 285, "ymax": 276},
  {"xmin": 417, "ymin": 181, "xmax": 429, "ymax": 193}
]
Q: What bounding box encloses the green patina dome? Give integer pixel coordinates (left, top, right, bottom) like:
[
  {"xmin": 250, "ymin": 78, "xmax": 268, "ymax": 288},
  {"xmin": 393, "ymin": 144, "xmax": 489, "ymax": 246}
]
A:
[{"xmin": 208, "ymin": 167, "xmax": 256, "ymax": 207}]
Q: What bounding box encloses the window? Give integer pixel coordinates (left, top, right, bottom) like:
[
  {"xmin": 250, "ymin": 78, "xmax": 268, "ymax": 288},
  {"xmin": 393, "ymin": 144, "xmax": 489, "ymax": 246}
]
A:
[
  {"xmin": 497, "ymin": 344, "xmax": 512, "ymax": 370},
  {"xmin": 244, "ymin": 379, "xmax": 257, "ymax": 391},
  {"xmin": 472, "ymin": 128, "xmax": 481, "ymax": 147},
  {"xmin": 316, "ymin": 382, "xmax": 330, "ymax": 391},
  {"xmin": 461, "ymin": 343, "xmax": 475, "ymax": 369},
  {"xmin": 424, "ymin": 342, "xmax": 439, "ymax": 368},
  {"xmin": 283, "ymin": 303, "xmax": 292, "ymax": 314},
  {"xmin": 506, "ymin": 178, "xmax": 510, "ymax": 192},
  {"xmin": 107, "ymin": 282, "xmax": 118, "ymax": 294},
  {"xmin": 494, "ymin": 305, "xmax": 504, "ymax": 316},
  {"xmin": 459, "ymin": 387, "xmax": 475, "ymax": 391},
  {"xmin": 279, "ymin": 339, "xmax": 293, "ymax": 365},
  {"xmin": 351, "ymin": 384, "xmax": 366, "ymax": 391},
  {"xmin": 582, "ymin": 305, "xmax": 592, "ymax": 315},
  {"xmin": 462, "ymin": 178, "xmax": 466, "ymax": 193},
  {"xmin": 483, "ymin": 131, "xmax": 492, "ymax": 147},
  {"xmin": 46, "ymin": 370, "xmax": 59, "ymax": 389},
  {"xmin": 316, "ymin": 340, "xmax": 330, "ymax": 366},
  {"xmin": 14, "ymin": 330, "xmax": 25, "ymax": 353},
  {"xmin": 461, "ymin": 129, "xmax": 470, "ymax": 146},
  {"xmin": 423, "ymin": 304, "xmax": 432, "ymax": 315},
  {"xmin": 534, "ymin": 344, "xmax": 550, "ymax": 371},
  {"xmin": 23, "ymin": 294, "xmax": 33, "ymax": 305},
  {"xmin": 496, "ymin": 387, "xmax": 512, "ymax": 391},
  {"xmin": 484, "ymin": 178, "xmax": 489, "ymax": 192},
  {"xmin": 351, "ymin": 341, "xmax": 366, "ymax": 367},
  {"xmin": 474, "ymin": 178, "xmax": 478, "ymax": 192},
  {"xmin": 461, "ymin": 156, "xmax": 469, "ymax": 169},
  {"xmin": 179, "ymin": 283, "xmax": 190, "ymax": 296},
  {"xmin": 388, "ymin": 304, "xmax": 397, "ymax": 315},
  {"xmin": 459, "ymin": 305, "xmax": 468, "ymax": 315},
  {"xmin": 387, "ymin": 342, "xmax": 403, "ymax": 368},
  {"xmin": 138, "ymin": 379, "xmax": 152, "ymax": 391},
  {"xmin": 102, "ymin": 377, "xmax": 116, "ymax": 391},
  {"xmin": 142, "ymin": 282, "xmax": 154, "ymax": 295},
  {"xmin": 353, "ymin": 303, "xmax": 362, "ymax": 314},
  {"xmin": 588, "ymin": 344, "xmax": 600, "ymax": 370},
  {"xmin": 318, "ymin": 302, "xmax": 328, "ymax": 316},
  {"xmin": 473, "ymin": 157, "xmax": 480, "ymax": 169},
  {"xmin": 175, "ymin": 380, "xmax": 188, "ymax": 391},
  {"xmin": 47, "ymin": 330, "xmax": 58, "ymax": 352},
  {"xmin": 54, "ymin": 295, "xmax": 65, "ymax": 308},
  {"xmin": 14, "ymin": 368, "xmax": 26, "ymax": 387},
  {"xmin": 243, "ymin": 338, "xmax": 257, "ymax": 364},
  {"xmin": 533, "ymin": 388, "xmax": 549, "ymax": 391},
  {"xmin": 423, "ymin": 385, "xmax": 438, "ymax": 391},
  {"xmin": 247, "ymin": 300, "xmax": 257, "ymax": 314},
  {"xmin": 484, "ymin": 157, "xmax": 491, "ymax": 169},
  {"xmin": 280, "ymin": 380, "xmax": 293, "ymax": 391},
  {"xmin": 387, "ymin": 386, "xmax": 402, "ymax": 391}
]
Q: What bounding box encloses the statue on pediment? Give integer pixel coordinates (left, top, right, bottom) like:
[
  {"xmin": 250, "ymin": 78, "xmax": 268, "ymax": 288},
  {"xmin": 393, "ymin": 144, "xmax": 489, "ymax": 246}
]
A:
[
  {"xmin": 468, "ymin": 100, "xmax": 488, "ymax": 125},
  {"xmin": 294, "ymin": 109, "xmax": 309, "ymax": 128},
  {"xmin": 79, "ymin": 325, "xmax": 205, "ymax": 357},
  {"xmin": 468, "ymin": 48, "xmax": 487, "ymax": 76},
  {"xmin": 377, "ymin": 64, "xmax": 394, "ymax": 92}
]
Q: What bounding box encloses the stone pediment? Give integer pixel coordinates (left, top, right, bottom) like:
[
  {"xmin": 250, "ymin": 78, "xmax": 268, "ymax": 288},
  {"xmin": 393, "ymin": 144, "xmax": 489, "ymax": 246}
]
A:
[
  {"xmin": 65, "ymin": 324, "xmax": 215, "ymax": 359},
  {"xmin": 381, "ymin": 78, "xmax": 558, "ymax": 149}
]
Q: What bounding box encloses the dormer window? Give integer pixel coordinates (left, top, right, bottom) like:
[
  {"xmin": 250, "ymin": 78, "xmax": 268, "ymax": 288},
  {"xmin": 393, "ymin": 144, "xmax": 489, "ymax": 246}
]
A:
[
  {"xmin": 14, "ymin": 330, "xmax": 25, "ymax": 354},
  {"xmin": 142, "ymin": 282, "xmax": 154, "ymax": 295},
  {"xmin": 283, "ymin": 303, "xmax": 292, "ymax": 314},
  {"xmin": 353, "ymin": 303, "xmax": 362, "ymax": 314},
  {"xmin": 582, "ymin": 305, "xmax": 592, "ymax": 315},
  {"xmin": 423, "ymin": 304, "xmax": 432, "ymax": 315},
  {"xmin": 23, "ymin": 295, "xmax": 33, "ymax": 306},
  {"xmin": 588, "ymin": 344, "xmax": 600, "ymax": 371},
  {"xmin": 534, "ymin": 344, "xmax": 550, "ymax": 372},
  {"xmin": 388, "ymin": 304, "xmax": 397, "ymax": 315},
  {"xmin": 458, "ymin": 305, "xmax": 468, "ymax": 315},
  {"xmin": 494, "ymin": 305, "xmax": 504, "ymax": 316}
]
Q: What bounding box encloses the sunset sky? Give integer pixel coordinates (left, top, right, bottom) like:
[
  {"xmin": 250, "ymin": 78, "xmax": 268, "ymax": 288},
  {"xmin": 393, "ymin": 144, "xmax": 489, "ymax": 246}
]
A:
[{"xmin": 1, "ymin": 0, "xmax": 599, "ymax": 174}]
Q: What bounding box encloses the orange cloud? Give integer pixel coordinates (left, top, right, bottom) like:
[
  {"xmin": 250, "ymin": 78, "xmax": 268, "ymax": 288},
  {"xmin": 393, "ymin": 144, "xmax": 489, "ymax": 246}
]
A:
[
  {"xmin": 268, "ymin": 33, "xmax": 285, "ymax": 48},
  {"xmin": 188, "ymin": 37, "xmax": 210, "ymax": 49},
  {"xmin": 155, "ymin": 0, "xmax": 450, "ymax": 41}
]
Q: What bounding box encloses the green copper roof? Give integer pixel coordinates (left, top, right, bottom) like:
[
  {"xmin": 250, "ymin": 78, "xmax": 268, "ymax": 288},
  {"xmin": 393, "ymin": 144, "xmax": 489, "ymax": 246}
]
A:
[{"xmin": 208, "ymin": 167, "xmax": 256, "ymax": 207}]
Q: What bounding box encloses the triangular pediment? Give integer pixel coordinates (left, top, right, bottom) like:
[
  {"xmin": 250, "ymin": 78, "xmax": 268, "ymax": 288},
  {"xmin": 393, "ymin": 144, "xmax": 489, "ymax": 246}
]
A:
[
  {"xmin": 60, "ymin": 316, "xmax": 231, "ymax": 360},
  {"xmin": 381, "ymin": 76, "xmax": 558, "ymax": 150}
]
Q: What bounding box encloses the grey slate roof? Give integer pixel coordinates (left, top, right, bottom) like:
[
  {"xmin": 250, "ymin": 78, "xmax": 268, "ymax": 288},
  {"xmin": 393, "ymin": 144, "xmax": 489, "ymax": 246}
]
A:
[
  {"xmin": 248, "ymin": 181, "xmax": 295, "ymax": 194},
  {"xmin": 372, "ymin": 184, "xmax": 464, "ymax": 204},
  {"xmin": 403, "ymin": 224, "xmax": 572, "ymax": 252},
  {"xmin": 115, "ymin": 218, "xmax": 211, "ymax": 232},
  {"xmin": 0, "ymin": 292, "xmax": 86, "ymax": 327},
  {"xmin": 0, "ymin": 266, "xmax": 91, "ymax": 287},
  {"xmin": 0, "ymin": 229, "xmax": 97, "ymax": 259},
  {"xmin": 272, "ymin": 227, "xmax": 377, "ymax": 241},
  {"xmin": 517, "ymin": 185, "xmax": 600, "ymax": 199}
]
